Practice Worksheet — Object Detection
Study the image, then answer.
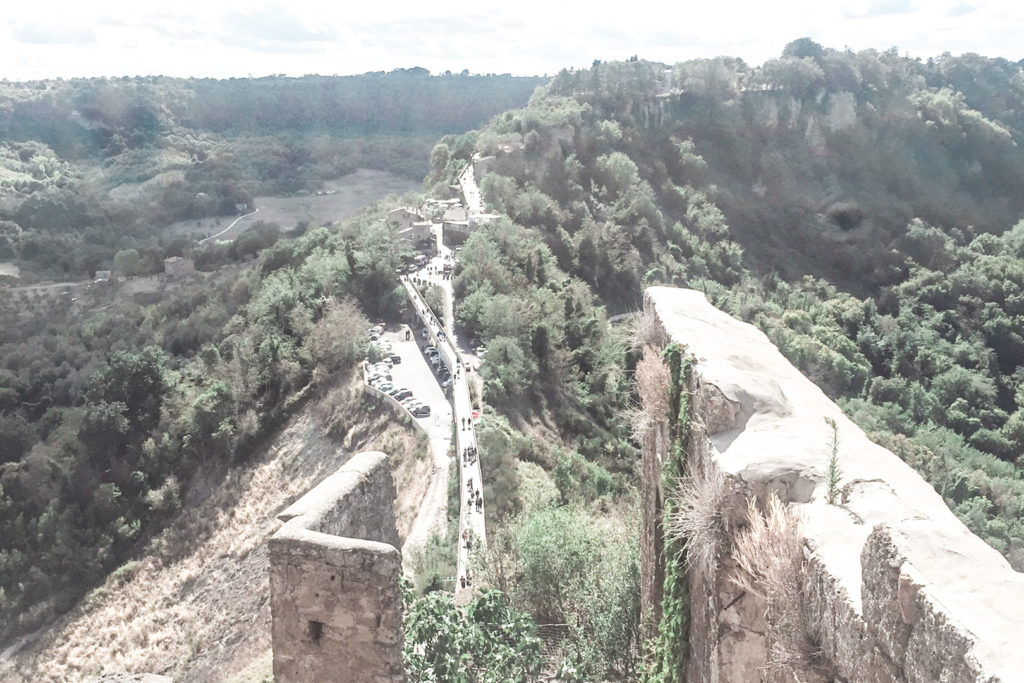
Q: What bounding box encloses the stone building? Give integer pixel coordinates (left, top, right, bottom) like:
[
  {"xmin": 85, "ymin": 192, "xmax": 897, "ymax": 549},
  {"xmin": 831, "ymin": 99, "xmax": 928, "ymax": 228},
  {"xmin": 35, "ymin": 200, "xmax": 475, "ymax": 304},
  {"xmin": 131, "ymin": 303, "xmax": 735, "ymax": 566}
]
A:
[
  {"xmin": 163, "ymin": 256, "xmax": 194, "ymax": 279},
  {"xmin": 386, "ymin": 207, "xmax": 424, "ymax": 231}
]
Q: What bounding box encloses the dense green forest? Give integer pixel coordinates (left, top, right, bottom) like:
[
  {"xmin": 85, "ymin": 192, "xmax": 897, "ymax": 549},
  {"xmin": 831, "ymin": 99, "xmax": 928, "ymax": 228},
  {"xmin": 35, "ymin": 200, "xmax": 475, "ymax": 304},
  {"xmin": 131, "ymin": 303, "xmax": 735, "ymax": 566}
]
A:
[
  {"xmin": 0, "ymin": 71, "xmax": 544, "ymax": 283},
  {"xmin": 426, "ymin": 43, "xmax": 1024, "ymax": 602}
]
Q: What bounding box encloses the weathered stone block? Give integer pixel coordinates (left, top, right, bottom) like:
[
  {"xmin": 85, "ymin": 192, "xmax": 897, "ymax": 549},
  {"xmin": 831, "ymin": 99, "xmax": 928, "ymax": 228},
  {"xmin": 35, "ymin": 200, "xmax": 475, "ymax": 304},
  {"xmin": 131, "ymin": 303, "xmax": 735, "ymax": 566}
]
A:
[{"xmin": 269, "ymin": 451, "xmax": 405, "ymax": 683}]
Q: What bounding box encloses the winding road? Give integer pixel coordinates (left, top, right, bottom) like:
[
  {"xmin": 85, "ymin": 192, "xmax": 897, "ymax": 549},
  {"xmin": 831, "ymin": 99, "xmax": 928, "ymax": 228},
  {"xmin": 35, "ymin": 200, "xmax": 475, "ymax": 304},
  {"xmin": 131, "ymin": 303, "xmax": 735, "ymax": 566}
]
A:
[{"xmin": 198, "ymin": 207, "xmax": 260, "ymax": 245}]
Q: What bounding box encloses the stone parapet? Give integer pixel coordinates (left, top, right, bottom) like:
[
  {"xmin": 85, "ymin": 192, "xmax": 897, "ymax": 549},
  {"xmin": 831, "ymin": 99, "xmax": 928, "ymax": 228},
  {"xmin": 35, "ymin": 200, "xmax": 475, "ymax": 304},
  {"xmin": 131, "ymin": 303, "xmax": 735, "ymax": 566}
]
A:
[
  {"xmin": 269, "ymin": 451, "xmax": 405, "ymax": 683},
  {"xmin": 642, "ymin": 286, "xmax": 1024, "ymax": 683}
]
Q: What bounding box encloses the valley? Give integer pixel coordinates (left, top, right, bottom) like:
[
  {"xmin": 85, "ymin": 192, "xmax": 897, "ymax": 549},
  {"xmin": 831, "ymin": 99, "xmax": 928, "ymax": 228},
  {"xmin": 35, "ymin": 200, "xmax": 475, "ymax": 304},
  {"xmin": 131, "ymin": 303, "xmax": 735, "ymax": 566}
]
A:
[{"xmin": 2, "ymin": 41, "xmax": 1024, "ymax": 682}]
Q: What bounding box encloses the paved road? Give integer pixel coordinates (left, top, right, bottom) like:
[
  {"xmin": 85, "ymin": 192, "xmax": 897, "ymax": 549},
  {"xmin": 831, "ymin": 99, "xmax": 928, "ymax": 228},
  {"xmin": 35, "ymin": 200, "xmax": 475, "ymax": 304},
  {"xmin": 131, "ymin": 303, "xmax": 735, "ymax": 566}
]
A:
[
  {"xmin": 400, "ymin": 274, "xmax": 485, "ymax": 601},
  {"xmin": 392, "ymin": 180, "xmax": 491, "ymax": 599},
  {"xmin": 459, "ymin": 165, "xmax": 483, "ymax": 214},
  {"xmin": 387, "ymin": 325, "xmax": 454, "ymax": 567}
]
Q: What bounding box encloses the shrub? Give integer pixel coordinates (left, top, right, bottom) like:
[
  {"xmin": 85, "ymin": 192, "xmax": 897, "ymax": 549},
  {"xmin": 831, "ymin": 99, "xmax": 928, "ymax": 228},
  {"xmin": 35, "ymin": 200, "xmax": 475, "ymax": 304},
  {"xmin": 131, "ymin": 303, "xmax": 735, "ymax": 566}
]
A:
[{"xmin": 665, "ymin": 456, "xmax": 728, "ymax": 572}]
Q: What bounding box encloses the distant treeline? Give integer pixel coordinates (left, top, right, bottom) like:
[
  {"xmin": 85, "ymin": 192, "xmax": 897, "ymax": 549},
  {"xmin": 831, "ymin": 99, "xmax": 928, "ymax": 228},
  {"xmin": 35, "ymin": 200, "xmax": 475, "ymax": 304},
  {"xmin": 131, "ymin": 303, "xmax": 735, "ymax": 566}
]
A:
[{"xmin": 0, "ymin": 71, "xmax": 547, "ymax": 158}]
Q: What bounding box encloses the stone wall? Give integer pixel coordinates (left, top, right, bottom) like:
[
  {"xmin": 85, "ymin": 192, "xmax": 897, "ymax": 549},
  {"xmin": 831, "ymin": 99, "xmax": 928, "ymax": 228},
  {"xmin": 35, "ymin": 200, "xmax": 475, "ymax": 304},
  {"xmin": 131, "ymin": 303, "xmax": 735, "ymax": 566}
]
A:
[
  {"xmin": 361, "ymin": 365, "xmax": 428, "ymax": 436},
  {"xmin": 641, "ymin": 287, "xmax": 1024, "ymax": 683},
  {"xmin": 269, "ymin": 451, "xmax": 405, "ymax": 683}
]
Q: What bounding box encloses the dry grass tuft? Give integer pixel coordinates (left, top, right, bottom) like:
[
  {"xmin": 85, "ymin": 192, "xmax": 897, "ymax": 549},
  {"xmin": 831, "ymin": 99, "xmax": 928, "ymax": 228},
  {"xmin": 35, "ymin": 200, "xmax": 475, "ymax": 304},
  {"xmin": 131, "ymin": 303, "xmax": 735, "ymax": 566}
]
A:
[
  {"xmin": 732, "ymin": 493, "xmax": 820, "ymax": 676},
  {"xmin": 633, "ymin": 352, "xmax": 671, "ymax": 442},
  {"xmin": 665, "ymin": 459, "xmax": 728, "ymax": 572},
  {"xmin": 731, "ymin": 494, "xmax": 803, "ymax": 602},
  {"xmin": 632, "ymin": 308, "xmax": 670, "ymax": 351}
]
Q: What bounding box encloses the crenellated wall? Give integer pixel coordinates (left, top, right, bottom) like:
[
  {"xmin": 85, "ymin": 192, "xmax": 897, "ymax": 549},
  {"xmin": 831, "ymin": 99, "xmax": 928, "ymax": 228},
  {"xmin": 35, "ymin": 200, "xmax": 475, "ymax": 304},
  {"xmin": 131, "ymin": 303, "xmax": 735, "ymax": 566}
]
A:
[
  {"xmin": 269, "ymin": 451, "xmax": 405, "ymax": 683},
  {"xmin": 640, "ymin": 287, "xmax": 1024, "ymax": 683}
]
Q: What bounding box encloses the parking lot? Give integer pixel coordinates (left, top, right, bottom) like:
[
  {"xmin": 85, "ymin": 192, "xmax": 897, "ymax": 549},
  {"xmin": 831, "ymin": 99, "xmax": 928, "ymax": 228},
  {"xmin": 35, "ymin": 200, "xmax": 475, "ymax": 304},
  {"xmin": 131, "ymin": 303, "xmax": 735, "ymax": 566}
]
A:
[{"xmin": 370, "ymin": 325, "xmax": 450, "ymax": 428}]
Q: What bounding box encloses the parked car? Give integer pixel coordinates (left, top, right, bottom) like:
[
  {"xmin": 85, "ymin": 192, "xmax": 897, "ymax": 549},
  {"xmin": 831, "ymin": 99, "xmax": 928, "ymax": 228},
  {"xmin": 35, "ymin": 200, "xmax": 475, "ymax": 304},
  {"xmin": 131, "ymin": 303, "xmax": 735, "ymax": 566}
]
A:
[
  {"xmin": 394, "ymin": 388, "xmax": 413, "ymax": 401},
  {"xmin": 412, "ymin": 404, "xmax": 431, "ymax": 417},
  {"xmin": 424, "ymin": 346, "xmax": 438, "ymax": 356},
  {"xmin": 389, "ymin": 353, "xmax": 401, "ymax": 364},
  {"xmin": 372, "ymin": 381, "xmax": 394, "ymax": 393}
]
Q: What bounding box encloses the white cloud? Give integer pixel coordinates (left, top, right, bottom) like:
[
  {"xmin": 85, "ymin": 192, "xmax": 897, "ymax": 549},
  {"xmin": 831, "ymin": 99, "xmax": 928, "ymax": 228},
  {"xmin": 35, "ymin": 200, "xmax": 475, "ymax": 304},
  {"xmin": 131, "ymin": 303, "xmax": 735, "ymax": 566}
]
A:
[
  {"xmin": 14, "ymin": 21, "xmax": 96, "ymax": 45},
  {"xmin": 0, "ymin": 0, "xmax": 1021, "ymax": 80}
]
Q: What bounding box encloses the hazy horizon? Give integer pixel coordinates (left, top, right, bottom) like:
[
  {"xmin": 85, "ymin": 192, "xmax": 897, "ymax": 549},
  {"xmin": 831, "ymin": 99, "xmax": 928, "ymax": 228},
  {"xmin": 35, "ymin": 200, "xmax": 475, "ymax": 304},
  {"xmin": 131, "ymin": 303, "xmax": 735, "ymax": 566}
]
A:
[{"xmin": 2, "ymin": 0, "xmax": 1022, "ymax": 82}]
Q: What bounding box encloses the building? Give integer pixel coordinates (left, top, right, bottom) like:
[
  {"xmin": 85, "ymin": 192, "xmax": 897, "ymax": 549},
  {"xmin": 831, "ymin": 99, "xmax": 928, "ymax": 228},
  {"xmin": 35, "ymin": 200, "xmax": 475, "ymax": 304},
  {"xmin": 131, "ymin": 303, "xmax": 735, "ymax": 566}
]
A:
[
  {"xmin": 397, "ymin": 220, "xmax": 434, "ymax": 247},
  {"xmin": 387, "ymin": 207, "xmax": 425, "ymax": 231},
  {"xmin": 442, "ymin": 206, "xmax": 469, "ymax": 224},
  {"xmin": 471, "ymin": 154, "xmax": 496, "ymax": 179},
  {"xmin": 164, "ymin": 256, "xmax": 195, "ymax": 279}
]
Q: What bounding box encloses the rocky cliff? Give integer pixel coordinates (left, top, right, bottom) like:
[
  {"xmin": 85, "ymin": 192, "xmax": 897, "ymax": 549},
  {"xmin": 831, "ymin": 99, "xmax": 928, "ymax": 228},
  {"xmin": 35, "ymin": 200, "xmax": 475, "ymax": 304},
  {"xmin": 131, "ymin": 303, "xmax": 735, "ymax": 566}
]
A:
[{"xmin": 639, "ymin": 287, "xmax": 1024, "ymax": 682}]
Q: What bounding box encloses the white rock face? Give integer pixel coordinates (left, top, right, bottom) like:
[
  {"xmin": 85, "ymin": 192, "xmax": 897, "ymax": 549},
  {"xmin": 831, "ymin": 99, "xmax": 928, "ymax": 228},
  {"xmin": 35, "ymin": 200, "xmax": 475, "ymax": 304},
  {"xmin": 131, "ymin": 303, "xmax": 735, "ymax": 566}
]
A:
[{"xmin": 644, "ymin": 287, "xmax": 1024, "ymax": 683}]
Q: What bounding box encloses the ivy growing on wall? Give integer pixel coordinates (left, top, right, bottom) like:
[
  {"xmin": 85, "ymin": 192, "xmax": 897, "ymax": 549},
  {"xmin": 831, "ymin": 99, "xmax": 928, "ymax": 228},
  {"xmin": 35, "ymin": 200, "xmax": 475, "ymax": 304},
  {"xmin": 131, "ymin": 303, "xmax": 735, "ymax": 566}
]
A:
[{"xmin": 647, "ymin": 342, "xmax": 694, "ymax": 681}]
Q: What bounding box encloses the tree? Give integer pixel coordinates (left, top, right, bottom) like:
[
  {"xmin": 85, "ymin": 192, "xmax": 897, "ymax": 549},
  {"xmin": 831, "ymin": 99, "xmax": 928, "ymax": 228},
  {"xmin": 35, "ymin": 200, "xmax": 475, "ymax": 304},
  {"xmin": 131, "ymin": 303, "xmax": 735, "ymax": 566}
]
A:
[
  {"xmin": 113, "ymin": 248, "xmax": 140, "ymax": 277},
  {"xmin": 782, "ymin": 37, "xmax": 825, "ymax": 62},
  {"xmin": 508, "ymin": 506, "xmax": 601, "ymax": 623},
  {"xmin": 481, "ymin": 336, "xmax": 538, "ymax": 403},
  {"xmin": 403, "ymin": 588, "xmax": 542, "ymax": 682},
  {"xmin": 84, "ymin": 347, "xmax": 167, "ymax": 438},
  {"xmin": 309, "ymin": 298, "xmax": 368, "ymax": 374}
]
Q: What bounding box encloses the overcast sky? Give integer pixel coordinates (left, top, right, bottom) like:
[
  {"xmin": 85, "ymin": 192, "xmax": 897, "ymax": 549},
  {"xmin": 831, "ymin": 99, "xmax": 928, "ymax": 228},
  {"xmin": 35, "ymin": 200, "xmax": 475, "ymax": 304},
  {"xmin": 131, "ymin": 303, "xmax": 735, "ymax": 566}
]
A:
[{"xmin": 1, "ymin": 0, "xmax": 1022, "ymax": 81}]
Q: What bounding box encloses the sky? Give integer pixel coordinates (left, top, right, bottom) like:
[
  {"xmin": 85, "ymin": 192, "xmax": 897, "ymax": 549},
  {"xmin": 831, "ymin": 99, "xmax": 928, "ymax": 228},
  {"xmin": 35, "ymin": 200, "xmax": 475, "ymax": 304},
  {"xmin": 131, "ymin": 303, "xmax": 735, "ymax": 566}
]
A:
[{"xmin": 1, "ymin": 0, "xmax": 1022, "ymax": 81}]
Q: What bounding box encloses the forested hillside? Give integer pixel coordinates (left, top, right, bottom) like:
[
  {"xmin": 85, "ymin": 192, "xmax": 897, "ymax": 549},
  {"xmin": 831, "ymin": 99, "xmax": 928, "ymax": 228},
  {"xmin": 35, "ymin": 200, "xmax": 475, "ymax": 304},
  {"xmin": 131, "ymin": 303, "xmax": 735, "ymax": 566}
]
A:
[
  {"xmin": 428, "ymin": 42, "xmax": 1024, "ymax": 628},
  {"xmin": 0, "ymin": 71, "xmax": 544, "ymax": 283},
  {"xmin": 6, "ymin": 41, "xmax": 1024, "ymax": 679},
  {"xmin": 0, "ymin": 211, "xmax": 417, "ymax": 639}
]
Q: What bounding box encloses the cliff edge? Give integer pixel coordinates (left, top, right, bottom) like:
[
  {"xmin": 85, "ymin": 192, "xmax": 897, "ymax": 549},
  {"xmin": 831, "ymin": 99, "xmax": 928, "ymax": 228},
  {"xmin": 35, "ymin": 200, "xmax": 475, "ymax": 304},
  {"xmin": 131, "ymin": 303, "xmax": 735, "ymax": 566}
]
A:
[{"xmin": 641, "ymin": 286, "xmax": 1024, "ymax": 683}]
